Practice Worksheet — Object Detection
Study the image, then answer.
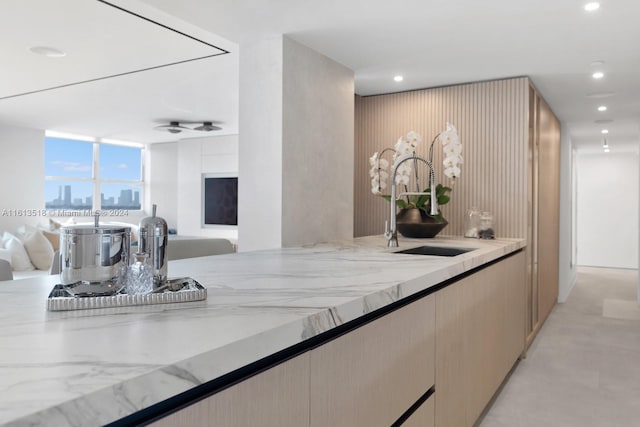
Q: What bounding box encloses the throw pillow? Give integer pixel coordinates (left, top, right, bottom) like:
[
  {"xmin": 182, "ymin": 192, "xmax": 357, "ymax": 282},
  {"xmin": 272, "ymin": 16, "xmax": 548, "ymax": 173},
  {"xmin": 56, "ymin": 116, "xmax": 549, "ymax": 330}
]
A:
[
  {"xmin": 42, "ymin": 230, "xmax": 61, "ymax": 252},
  {"xmin": 1, "ymin": 232, "xmax": 35, "ymax": 271},
  {"xmin": 22, "ymin": 229, "xmax": 54, "ymax": 270},
  {"xmin": 0, "ymin": 248, "xmax": 12, "ymax": 267}
]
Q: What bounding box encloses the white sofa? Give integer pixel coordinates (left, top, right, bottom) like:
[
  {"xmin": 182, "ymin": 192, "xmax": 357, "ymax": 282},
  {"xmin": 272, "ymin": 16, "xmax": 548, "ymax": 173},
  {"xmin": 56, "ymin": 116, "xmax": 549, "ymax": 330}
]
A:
[
  {"xmin": 2, "ymin": 233, "xmax": 235, "ymax": 281},
  {"xmin": 166, "ymin": 236, "xmax": 235, "ymax": 260}
]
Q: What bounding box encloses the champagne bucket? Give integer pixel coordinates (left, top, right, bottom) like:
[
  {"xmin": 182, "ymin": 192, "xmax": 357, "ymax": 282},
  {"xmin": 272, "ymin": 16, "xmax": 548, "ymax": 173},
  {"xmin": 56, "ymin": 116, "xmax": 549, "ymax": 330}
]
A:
[{"xmin": 59, "ymin": 224, "xmax": 131, "ymax": 296}]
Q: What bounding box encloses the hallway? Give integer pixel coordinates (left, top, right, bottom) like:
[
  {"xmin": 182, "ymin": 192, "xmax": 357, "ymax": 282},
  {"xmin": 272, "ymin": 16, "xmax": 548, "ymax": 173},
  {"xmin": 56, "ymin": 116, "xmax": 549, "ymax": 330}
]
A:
[{"xmin": 479, "ymin": 267, "xmax": 640, "ymax": 427}]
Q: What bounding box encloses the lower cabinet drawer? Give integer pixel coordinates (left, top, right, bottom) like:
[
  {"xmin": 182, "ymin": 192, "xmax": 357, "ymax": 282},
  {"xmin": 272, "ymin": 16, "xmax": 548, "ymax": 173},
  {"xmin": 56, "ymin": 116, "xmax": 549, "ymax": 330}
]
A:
[
  {"xmin": 309, "ymin": 294, "xmax": 435, "ymax": 427},
  {"xmin": 149, "ymin": 353, "xmax": 310, "ymax": 427},
  {"xmin": 402, "ymin": 394, "xmax": 435, "ymax": 427}
]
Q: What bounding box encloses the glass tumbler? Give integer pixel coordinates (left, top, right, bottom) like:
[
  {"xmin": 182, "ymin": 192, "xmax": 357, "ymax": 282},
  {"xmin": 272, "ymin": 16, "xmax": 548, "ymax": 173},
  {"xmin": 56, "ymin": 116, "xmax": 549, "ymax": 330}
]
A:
[{"xmin": 125, "ymin": 252, "xmax": 154, "ymax": 295}]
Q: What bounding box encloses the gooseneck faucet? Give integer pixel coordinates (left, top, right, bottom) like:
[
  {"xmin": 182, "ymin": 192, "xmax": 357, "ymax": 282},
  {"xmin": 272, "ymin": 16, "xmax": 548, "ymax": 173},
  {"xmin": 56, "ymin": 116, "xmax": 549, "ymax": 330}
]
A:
[{"xmin": 384, "ymin": 155, "xmax": 438, "ymax": 247}]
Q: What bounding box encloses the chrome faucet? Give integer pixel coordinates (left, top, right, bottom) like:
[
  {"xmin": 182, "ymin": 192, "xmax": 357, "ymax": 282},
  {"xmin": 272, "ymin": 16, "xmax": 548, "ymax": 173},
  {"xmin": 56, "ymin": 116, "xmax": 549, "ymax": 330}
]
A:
[{"xmin": 384, "ymin": 155, "xmax": 438, "ymax": 247}]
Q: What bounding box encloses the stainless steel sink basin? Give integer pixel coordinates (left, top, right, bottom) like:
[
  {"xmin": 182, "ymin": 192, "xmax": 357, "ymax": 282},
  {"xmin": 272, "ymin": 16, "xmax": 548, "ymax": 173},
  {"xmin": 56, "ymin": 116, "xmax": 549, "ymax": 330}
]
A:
[{"xmin": 394, "ymin": 245, "xmax": 476, "ymax": 257}]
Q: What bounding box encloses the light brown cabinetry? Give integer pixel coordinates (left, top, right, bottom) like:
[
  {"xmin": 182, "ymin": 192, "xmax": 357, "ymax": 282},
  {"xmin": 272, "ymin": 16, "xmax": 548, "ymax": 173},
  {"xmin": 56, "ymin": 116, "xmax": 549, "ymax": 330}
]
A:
[
  {"xmin": 309, "ymin": 294, "xmax": 435, "ymax": 427},
  {"xmin": 526, "ymin": 85, "xmax": 561, "ymax": 346},
  {"xmin": 435, "ymin": 251, "xmax": 526, "ymax": 427},
  {"xmin": 403, "ymin": 396, "xmax": 435, "ymax": 427},
  {"xmin": 148, "ymin": 253, "xmax": 525, "ymax": 427},
  {"xmin": 149, "ymin": 353, "xmax": 310, "ymax": 427},
  {"xmin": 151, "ymin": 294, "xmax": 436, "ymax": 427}
]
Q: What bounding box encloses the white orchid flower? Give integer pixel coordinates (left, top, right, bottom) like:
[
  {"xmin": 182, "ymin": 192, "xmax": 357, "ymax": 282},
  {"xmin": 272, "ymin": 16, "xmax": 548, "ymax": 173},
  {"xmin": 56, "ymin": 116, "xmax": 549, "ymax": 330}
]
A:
[
  {"xmin": 394, "ymin": 140, "xmax": 414, "ymax": 158},
  {"xmin": 379, "ymin": 158, "xmax": 389, "ymax": 169},
  {"xmin": 439, "ymin": 122, "xmax": 460, "ymax": 146},
  {"xmin": 444, "ymin": 143, "xmax": 462, "ymax": 156},
  {"xmin": 395, "ymin": 172, "xmax": 410, "ymax": 185},
  {"xmin": 394, "ymin": 162, "xmax": 412, "ymax": 185},
  {"xmin": 444, "ymin": 166, "xmax": 461, "ymax": 179},
  {"xmin": 369, "ymin": 152, "xmax": 379, "ymax": 167},
  {"xmin": 406, "ymin": 131, "xmax": 423, "ymax": 148},
  {"xmin": 443, "ymin": 156, "xmax": 460, "ymax": 168}
]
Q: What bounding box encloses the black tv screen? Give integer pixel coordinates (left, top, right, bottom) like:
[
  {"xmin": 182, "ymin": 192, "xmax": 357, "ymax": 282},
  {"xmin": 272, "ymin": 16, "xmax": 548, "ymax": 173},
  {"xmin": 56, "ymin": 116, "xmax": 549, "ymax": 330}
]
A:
[{"xmin": 203, "ymin": 177, "xmax": 238, "ymax": 226}]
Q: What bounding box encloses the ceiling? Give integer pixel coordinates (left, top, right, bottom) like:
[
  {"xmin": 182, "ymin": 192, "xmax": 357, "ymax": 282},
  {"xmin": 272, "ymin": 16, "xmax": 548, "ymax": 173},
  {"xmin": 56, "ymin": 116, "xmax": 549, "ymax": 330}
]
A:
[
  {"xmin": 1, "ymin": 0, "xmax": 639, "ymax": 150},
  {"xmin": 0, "ymin": 0, "xmax": 238, "ymax": 143}
]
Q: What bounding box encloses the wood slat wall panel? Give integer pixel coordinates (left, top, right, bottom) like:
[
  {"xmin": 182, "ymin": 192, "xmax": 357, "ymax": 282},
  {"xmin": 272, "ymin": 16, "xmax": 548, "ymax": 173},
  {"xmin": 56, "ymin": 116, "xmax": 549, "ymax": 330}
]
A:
[{"xmin": 354, "ymin": 77, "xmax": 529, "ymax": 238}]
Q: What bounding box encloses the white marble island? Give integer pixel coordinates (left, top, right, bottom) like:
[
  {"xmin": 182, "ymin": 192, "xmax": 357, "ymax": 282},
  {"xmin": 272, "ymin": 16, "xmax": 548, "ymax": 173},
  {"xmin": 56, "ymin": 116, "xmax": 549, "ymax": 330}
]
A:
[{"xmin": 0, "ymin": 235, "xmax": 524, "ymax": 426}]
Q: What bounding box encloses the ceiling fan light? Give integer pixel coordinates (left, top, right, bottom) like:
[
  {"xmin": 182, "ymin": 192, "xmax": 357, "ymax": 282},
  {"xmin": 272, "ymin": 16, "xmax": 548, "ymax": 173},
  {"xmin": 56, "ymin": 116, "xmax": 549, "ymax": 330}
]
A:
[
  {"xmin": 193, "ymin": 121, "xmax": 222, "ymax": 131},
  {"xmin": 154, "ymin": 121, "xmax": 190, "ymax": 133}
]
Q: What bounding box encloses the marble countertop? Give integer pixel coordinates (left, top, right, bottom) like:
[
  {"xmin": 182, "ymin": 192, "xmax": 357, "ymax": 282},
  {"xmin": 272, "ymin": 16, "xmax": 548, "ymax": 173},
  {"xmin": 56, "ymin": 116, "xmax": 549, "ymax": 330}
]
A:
[{"xmin": 0, "ymin": 235, "xmax": 524, "ymax": 426}]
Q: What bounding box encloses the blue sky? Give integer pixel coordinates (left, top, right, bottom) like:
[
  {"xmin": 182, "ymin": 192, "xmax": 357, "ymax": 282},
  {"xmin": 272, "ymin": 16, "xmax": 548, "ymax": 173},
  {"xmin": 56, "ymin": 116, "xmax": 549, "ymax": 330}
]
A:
[{"xmin": 44, "ymin": 137, "xmax": 142, "ymax": 203}]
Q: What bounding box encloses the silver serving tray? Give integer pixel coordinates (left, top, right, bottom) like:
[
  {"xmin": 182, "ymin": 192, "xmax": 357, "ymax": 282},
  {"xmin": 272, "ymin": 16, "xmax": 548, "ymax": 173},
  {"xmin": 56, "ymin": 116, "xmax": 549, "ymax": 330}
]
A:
[{"xmin": 47, "ymin": 277, "xmax": 207, "ymax": 311}]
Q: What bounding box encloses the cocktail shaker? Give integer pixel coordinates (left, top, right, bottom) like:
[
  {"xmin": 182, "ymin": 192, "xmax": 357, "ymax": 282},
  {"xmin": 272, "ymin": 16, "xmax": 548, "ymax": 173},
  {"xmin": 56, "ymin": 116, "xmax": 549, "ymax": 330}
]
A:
[{"xmin": 139, "ymin": 204, "xmax": 168, "ymax": 288}]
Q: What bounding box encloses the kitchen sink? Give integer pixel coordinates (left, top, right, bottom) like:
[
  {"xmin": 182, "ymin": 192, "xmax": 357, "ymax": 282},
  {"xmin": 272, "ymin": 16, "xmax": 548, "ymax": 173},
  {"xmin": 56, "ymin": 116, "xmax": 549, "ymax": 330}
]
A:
[{"xmin": 394, "ymin": 245, "xmax": 476, "ymax": 257}]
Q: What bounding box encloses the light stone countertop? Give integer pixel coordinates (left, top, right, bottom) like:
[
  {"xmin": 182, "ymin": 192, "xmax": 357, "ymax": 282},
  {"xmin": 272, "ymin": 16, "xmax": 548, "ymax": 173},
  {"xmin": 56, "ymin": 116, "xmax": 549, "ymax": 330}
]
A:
[{"xmin": 0, "ymin": 235, "xmax": 525, "ymax": 426}]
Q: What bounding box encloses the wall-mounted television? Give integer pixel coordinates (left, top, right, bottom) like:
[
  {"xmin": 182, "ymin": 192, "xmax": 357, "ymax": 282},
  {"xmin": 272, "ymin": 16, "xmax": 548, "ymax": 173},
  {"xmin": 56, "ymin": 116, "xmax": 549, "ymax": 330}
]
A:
[{"xmin": 202, "ymin": 174, "xmax": 238, "ymax": 226}]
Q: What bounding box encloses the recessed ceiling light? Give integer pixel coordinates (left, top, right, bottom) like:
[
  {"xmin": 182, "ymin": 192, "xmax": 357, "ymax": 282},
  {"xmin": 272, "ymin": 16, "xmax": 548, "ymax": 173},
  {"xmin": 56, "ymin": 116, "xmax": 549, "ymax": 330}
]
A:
[
  {"xmin": 592, "ymin": 71, "xmax": 604, "ymax": 79},
  {"xmin": 584, "ymin": 2, "xmax": 600, "ymax": 11},
  {"xmin": 601, "ymin": 129, "xmax": 609, "ymax": 134},
  {"xmin": 29, "ymin": 46, "xmax": 66, "ymax": 58},
  {"xmin": 394, "ymin": 75, "xmax": 403, "ymax": 82},
  {"xmin": 590, "ymin": 60, "xmax": 605, "ymax": 67},
  {"xmin": 597, "ymin": 105, "xmax": 607, "ymax": 111},
  {"xmin": 604, "ymin": 148, "xmax": 610, "ymax": 153}
]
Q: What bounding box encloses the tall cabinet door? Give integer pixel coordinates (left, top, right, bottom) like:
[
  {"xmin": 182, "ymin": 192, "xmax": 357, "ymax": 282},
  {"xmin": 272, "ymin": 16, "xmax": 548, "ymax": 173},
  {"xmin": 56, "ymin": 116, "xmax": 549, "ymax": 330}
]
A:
[
  {"xmin": 526, "ymin": 85, "xmax": 560, "ymax": 346},
  {"xmin": 537, "ymin": 95, "xmax": 561, "ymax": 321}
]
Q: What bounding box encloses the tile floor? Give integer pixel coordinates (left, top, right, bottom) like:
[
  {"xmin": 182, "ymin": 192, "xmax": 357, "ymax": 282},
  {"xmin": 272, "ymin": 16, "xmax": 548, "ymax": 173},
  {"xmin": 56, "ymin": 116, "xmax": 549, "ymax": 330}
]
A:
[{"xmin": 479, "ymin": 267, "xmax": 640, "ymax": 427}]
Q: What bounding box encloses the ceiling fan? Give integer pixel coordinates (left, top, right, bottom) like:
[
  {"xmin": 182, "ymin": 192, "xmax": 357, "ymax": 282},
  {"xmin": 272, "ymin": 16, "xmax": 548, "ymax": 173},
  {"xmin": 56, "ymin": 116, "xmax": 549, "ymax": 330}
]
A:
[{"xmin": 154, "ymin": 121, "xmax": 222, "ymax": 134}]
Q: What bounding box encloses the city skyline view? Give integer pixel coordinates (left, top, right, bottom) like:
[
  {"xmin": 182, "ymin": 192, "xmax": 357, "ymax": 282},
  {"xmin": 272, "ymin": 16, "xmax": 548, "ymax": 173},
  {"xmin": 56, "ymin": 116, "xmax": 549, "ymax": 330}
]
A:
[
  {"xmin": 44, "ymin": 137, "xmax": 143, "ymax": 210},
  {"xmin": 45, "ymin": 184, "xmax": 141, "ymax": 210}
]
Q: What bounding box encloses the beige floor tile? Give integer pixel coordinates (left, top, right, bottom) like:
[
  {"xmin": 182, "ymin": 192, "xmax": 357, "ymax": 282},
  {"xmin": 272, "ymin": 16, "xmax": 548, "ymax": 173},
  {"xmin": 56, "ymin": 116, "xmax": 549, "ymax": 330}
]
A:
[
  {"xmin": 602, "ymin": 298, "xmax": 640, "ymax": 321},
  {"xmin": 478, "ymin": 267, "xmax": 640, "ymax": 427}
]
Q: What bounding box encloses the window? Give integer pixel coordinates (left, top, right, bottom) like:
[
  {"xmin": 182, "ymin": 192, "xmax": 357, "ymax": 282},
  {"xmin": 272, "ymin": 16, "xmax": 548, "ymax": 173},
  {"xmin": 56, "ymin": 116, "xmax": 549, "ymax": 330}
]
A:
[{"xmin": 45, "ymin": 134, "xmax": 144, "ymax": 211}]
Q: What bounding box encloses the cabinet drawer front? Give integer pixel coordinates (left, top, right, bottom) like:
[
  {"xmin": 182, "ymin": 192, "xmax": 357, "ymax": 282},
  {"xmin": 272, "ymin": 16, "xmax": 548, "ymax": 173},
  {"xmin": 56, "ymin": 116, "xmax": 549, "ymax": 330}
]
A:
[
  {"xmin": 149, "ymin": 354, "xmax": 310, "ymax": 427},
  {"xmin": 402, "ymin": 395, "xmax": 434, "ymax": 427},
  {"xmin": 310, "ymin": 294, "xmax": 435, "ymax": 427}
]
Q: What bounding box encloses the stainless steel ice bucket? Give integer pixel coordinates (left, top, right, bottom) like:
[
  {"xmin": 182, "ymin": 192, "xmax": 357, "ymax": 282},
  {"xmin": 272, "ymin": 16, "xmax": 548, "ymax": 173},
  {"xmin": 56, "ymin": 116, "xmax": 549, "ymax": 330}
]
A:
[{"xmin": 59, "ymin": 224, "xmax": 131, "ymax": 296}]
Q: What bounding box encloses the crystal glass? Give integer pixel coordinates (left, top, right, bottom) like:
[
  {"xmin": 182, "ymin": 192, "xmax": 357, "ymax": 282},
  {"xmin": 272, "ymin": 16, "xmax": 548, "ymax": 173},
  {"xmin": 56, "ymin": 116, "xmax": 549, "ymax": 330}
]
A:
[{"xmin": 125, "ymin": 252, "xmax": 153, "ymax": 295}]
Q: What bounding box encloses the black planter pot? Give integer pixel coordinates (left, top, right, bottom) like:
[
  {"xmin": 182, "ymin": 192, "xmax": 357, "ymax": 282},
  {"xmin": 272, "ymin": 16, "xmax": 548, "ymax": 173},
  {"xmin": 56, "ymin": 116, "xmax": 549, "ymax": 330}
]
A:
[{"xmin": 396, "ymin": 208, "xmax": 448, "ymax": 238}]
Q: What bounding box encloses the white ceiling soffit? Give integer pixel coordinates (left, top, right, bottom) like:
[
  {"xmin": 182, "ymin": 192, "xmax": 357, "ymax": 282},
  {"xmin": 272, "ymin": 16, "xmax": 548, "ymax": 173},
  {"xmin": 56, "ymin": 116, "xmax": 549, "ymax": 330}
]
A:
[
  {"xmin": 0, "ymin": 0, "xmax": 226, "ymax": 99},
  {"xmin": 0, "ymin": 0, "xmax": 238, "ymax": 143}
]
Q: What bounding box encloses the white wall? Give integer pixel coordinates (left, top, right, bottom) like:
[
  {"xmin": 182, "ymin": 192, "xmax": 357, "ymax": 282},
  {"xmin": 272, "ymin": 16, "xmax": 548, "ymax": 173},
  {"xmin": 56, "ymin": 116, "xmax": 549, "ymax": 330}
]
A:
[
  {"xmin": 238, "ymin": 35, "xmax": 354, "ymax": 252},
  {"xmin": 238, "ymin": 36, "xmax": 284, "ymax": 251},
  {"xmin": 576, "ymin": 148, "xmax": 639, "ymax": 269},
  {"xmin": 147, "ymin": 142, "xmax": 178, "ymax": 229},
  {"xmin": 176, "ymin": 135, "xmax": 238, "ymax": 240},
  {"xmin": 557, "ymin": 126, "xmax": 577, "ymax": 302},
  {"xmin": 281, "ymin": 37, "xmax": 354, "ymax": 247},
  {"xmin": 0, "ymin": 125, "xmax": 45, "ymax": 233}
]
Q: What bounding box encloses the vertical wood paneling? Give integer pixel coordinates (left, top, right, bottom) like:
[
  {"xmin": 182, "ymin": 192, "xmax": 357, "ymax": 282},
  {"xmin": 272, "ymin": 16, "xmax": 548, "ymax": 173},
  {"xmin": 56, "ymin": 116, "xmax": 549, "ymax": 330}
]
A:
[{"xmin": 354, "ymin": 77, "xmax": 529, "ymax": 238}]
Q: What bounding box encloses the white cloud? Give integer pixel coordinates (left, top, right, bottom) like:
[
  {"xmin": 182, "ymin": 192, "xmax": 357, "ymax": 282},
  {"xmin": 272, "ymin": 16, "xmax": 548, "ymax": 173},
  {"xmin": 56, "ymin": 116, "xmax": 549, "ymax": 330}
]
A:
[
  {"xmin": 50, "ymin": 160, "xmax": 91, "ymax": 172},
  {"xmin": 115, "ymin": 163, "xmax": 128, "ymax": 169}
]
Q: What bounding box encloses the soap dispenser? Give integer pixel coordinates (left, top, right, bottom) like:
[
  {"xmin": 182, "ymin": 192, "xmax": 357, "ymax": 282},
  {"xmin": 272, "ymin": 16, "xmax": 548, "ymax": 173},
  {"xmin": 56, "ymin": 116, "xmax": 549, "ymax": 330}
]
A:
[{"xmin": 139, "ymin": 204, "xmax": 168, "ymax": 288}]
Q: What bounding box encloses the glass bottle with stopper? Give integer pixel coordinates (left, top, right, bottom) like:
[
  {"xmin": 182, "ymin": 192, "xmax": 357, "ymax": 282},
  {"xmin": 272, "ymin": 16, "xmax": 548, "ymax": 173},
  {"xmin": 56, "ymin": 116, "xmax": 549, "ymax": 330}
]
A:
[
  {"xmin": 139, "ymin": 204, "xmax": 168, "ymax": 289},
  {"xmin": 479, "ymin": 211, "xmax": 495, "ymax": 239}
]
